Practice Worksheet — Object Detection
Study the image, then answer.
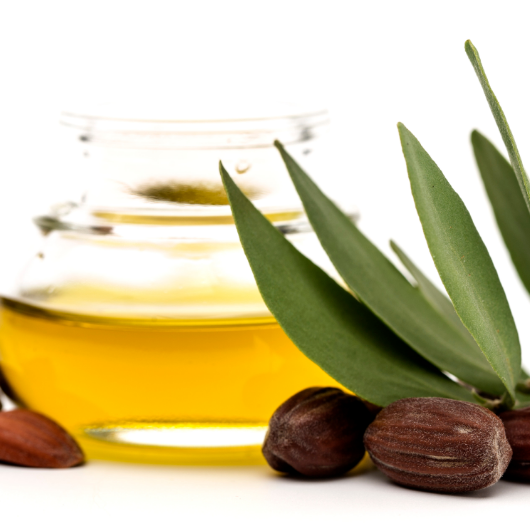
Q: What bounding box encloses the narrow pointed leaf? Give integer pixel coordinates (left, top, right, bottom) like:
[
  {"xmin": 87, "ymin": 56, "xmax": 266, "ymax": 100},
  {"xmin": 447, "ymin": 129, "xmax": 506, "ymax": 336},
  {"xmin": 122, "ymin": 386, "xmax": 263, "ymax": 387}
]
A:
[
  {"xmin": 398, "ymin": 122, "xmax": 520, "ymax": 401},
  {"xmin": 390, "ymin": 241, "xmax": 488, "ymax": 355},
  {"xmin": 220, "ymin": 163, "xmax": 475, "ymax": 406},
  {"xmin": 274, "ymin": 141, "xmax": 505, "ymax": 396},
  {"xmin": 465, "ymin": 40, "xmax": 530, "ymax": 212},
  {"xmin": 391, "ymin": 241, "xmax": 515, "ymax": 401},
  {"xmin": 471, "ymin": 130, "xmax": 530, "ymax": 294}
]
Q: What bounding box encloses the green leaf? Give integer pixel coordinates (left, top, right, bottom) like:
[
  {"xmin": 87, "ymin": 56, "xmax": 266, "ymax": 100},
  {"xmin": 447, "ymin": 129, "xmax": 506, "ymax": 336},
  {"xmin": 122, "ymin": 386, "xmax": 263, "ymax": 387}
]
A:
[
  {"xmin": 219, "ymin": 163, "xmax": 475, "ymax": 406},
  {"xmin": 398, "ymin": 122, "xmax": 521, "ymax": 402},
  {"xmin": 274, "ymin": 141, "xmax": 505, "ymax": 396},
  {"xmin": 515, "ymin": 390, "xmax": 530, "ymax": 409},
  {"xmin": 390, "ymin": 241, "xmax": 487, "ymax": 354},
  {"xmin": 465, "ymin": 40, "xmax": 530, "ymax": 212},
  {"xmin": 471, "ymin": 130, "xmax": 530, "ymax": 295}
]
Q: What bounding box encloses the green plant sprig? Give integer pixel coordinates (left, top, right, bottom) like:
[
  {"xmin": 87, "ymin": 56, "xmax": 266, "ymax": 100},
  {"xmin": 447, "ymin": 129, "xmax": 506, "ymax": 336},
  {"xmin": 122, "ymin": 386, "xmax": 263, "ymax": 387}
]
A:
[{"xmin": 219, "ymin": 40, "xmax": 530, "ymax": 410}]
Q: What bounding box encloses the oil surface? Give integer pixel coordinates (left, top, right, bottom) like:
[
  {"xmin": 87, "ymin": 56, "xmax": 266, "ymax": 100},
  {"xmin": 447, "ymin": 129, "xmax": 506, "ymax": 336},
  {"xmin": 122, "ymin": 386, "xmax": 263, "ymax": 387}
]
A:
[{"xmin": 0, "ymin": 298, "xmax": 340, "ymax": 463}]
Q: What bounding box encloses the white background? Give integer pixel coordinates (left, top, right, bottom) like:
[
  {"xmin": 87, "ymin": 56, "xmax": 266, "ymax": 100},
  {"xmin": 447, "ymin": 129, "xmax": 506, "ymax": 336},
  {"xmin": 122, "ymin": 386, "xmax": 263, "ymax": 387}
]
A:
[{"xmin": 1, "ymin": 1, "xmax": 530, "ymax": 528}]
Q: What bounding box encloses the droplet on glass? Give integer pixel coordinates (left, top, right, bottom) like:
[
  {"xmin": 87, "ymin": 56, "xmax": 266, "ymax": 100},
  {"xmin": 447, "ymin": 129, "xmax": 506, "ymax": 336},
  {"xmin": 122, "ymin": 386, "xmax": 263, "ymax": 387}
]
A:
[{"xmin": 235, "ymin": 161, "xmax": 251, "ymax": 174}]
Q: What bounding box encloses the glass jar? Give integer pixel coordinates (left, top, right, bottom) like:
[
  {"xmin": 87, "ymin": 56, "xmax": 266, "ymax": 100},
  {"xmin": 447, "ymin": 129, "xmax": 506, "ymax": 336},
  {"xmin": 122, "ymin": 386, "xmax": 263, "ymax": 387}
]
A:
[{"xmin": 0, "ymin": 102, "xmax": 352, "ymax": 464}]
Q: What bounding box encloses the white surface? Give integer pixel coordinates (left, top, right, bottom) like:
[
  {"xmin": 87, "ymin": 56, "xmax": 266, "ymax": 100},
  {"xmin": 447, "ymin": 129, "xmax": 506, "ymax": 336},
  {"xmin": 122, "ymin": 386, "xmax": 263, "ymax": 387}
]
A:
[
  {"xmin": 2, "ymin": 460, "xmax": 528, "ymax": 530},
  {"xmin": 2, "ymin": 0, "xmax": 530, "ymax": 526}
]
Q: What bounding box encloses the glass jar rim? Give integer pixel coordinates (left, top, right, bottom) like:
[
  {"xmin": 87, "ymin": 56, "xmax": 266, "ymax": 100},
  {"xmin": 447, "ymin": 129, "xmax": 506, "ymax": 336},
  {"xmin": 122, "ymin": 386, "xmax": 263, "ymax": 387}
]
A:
[{"xmin": 60, "ymin": 102, "xmax": 329, "ymax": 149}]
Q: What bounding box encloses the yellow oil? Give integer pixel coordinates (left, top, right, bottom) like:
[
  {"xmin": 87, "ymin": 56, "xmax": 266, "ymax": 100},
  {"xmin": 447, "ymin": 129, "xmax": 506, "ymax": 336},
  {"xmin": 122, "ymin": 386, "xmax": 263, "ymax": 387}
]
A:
[{"xmin": 0, "ymin": 297, "xmax": 340, "ymax": 464}]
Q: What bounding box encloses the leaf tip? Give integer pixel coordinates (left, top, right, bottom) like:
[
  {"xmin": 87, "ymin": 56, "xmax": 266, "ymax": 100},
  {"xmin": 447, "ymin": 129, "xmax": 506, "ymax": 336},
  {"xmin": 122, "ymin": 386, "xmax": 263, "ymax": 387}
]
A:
[
  {"xmin": 273, "ymin": 139, "xmax": 284, "ymax": 151},
  {"xmin": 470, "ymin": 129, "xmax": 482, "ymax": 143},
  {"xmin": 397, "ymin": 122, "xmax": 413, "ymax": 146},
  {"xmin": 218, "ymin": 160, "xmax": 228, "ymax": 179},
  {"xmin": 470, "ymin": 130, "xmax": 491, "ymax": 152},
  {"xmin": 219, "ymin": 161, "xmax": 235, "ymax": 194},
  {"xmin": 465, "ymin": 40, "xmax": 479, "ymax": 61}
]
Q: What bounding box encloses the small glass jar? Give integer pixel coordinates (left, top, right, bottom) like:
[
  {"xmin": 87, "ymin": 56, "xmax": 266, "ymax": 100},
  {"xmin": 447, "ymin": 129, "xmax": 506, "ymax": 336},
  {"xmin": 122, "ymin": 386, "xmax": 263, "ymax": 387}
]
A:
[{"xmin": 0, "ymin": 102, "xmax": 353, "ymax": 464}]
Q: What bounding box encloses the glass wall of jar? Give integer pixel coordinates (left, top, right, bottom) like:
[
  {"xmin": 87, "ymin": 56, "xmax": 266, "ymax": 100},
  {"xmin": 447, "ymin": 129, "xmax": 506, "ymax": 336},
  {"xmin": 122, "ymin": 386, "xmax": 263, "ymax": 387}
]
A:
[{"xmin": 0, "ymin": 102, "xmax": 355, "ymax": 464}]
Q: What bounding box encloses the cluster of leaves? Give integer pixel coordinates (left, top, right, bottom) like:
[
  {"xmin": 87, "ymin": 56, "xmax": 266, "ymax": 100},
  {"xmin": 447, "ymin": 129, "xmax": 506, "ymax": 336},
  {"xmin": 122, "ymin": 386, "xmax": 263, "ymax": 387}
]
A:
[{"xmin": 219, "ymin": 40, "xmax": 530, "ymax": 411}]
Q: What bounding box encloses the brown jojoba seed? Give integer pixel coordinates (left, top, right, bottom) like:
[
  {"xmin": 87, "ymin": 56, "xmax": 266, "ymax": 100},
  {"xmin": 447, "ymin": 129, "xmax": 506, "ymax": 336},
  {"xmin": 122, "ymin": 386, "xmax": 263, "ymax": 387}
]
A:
[
  {"xmin": 364, "ymin": 397, "xmax": 512, "ymax": 493},
  {"xmin": 0, "ymin": 409, "xmax": 85, "ymax": 468},
  {"xmin": 262, "ymin": 387, "xmax": 373, "ymax": 477},
  {"xmin": 499, "ymin": 406, "xmax": 530, "ymax": 481}
]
